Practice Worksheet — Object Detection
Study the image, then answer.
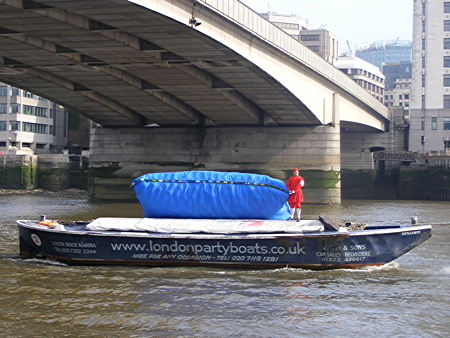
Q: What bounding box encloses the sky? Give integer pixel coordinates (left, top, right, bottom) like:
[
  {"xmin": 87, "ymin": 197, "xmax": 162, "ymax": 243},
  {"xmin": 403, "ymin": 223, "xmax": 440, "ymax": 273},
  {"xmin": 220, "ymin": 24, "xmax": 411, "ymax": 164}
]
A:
[{"xmin": 239, "ymin": 0, "xmax": 413, "ymax": 53}]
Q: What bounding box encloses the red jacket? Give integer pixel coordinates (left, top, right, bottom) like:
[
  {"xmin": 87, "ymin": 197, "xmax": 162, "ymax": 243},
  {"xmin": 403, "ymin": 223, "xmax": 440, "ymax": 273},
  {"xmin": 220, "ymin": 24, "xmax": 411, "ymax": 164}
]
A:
[{"xmin": 287, "ymin": 175, "xmax": 304, "ymax": 207}]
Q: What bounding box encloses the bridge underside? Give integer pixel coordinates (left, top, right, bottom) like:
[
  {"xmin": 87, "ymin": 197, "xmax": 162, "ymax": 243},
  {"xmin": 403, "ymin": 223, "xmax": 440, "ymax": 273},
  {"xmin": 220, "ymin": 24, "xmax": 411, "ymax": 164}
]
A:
[{"xmin": 0, "ymin": 0, "xmax": 320, "ymax": 127}]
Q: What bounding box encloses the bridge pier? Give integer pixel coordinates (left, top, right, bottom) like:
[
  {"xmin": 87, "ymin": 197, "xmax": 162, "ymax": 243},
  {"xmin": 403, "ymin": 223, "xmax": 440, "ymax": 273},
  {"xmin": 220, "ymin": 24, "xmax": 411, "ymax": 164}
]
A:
[{"xmin": 89, "ymin": 125, "xmax": 341, "ymax": 204}]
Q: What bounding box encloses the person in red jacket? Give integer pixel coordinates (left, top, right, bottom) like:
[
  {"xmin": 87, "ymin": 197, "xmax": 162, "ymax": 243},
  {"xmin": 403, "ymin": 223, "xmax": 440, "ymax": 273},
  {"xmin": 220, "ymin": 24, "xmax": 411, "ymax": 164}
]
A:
[{"xmin": 287, "ymin": 168, "xmax": 304, "ymax": 222}]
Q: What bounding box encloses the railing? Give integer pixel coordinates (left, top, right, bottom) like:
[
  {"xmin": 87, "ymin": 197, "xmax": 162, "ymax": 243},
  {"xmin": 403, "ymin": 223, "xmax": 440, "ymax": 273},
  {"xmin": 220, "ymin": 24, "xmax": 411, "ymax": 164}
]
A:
[{"xmin": 198, "ymin": 0, "xmax": 388, "ymax": 118}]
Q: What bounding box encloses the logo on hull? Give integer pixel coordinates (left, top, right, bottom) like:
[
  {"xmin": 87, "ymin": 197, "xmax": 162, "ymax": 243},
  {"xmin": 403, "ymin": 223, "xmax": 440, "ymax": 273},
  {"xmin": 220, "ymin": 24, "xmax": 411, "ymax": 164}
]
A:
[{"xmin": 31, "ymin": 233, "xmax": 42, "ymax": 246}]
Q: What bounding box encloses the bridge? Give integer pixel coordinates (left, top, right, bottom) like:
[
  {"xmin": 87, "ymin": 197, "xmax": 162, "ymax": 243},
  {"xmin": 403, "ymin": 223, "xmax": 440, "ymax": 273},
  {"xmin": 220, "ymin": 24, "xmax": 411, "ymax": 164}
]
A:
[{"xmin": 0, "ymin": 0, "xmax": 389, "ymax": 203}]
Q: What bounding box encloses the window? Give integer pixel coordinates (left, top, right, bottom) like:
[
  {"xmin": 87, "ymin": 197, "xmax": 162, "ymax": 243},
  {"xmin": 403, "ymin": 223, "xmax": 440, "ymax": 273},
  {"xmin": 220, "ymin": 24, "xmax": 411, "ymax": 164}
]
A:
[
  {"xmin": 0, "ymin": 104, "xmax": 6, "ymax": 113},
  {"xmin": 23, "ymin": 105, "xmax": 47, "ymax": 117},
  {"xmin": 445, "ymin": 56, "xmax": 450, "ymax": 68},
  {"xmin": 444, "ymin": 74, "xmax": 450, "ymax": 87},
  {"xmin": 0, "ymin": 87, "xmax": 7, "ymax": 96},
  {"xmin": 422, "ymin": 95, "xmax": 426, "ymax": 108},
  {"xmin": 422, "ymin": 75, "xmax": 426, "ymax": 87},
  {"xmin": 405, "ymin": 94, "xmax": 410, "ymax": 100},
  {"xmin": 0, "ymin": 121, "xmax": 6, "ymax": 131},
  {"xmin": 422, "ymin": 56, "xmax": 426, "ymax": 68},
  {"xmin": 422, "ymin": 39, "xmax": 426, "ymax": 50},
  {"xmin": 445, "ymin": 20, "xmax": 450, "ymax": 31},
  {"xmin": 35, "ymin": 107, "xmax": 47, "ymax": 117},
  {"xmin": 421, "ymin": 117, "xmax": 425, "ymax": 130},
  {"xmin": 9, "ymin": 121, "xmax": 20, "ymax": 131},
  {"xmin": 300, "ymin": 34, "xmax": 320, "ymax": 41},
  {"xmin": 23, "ymin": 105, "xmax": 31, "ymax": 114},
  {"xmin": 23, "ymin": 91, "xmax": 34, "ymax": 98},
  {"xmin": 445, "ymin": 2, "xmax": 450, "ymax": 13},
  {"xmin": 445, "ymin": 38, "xmax": 450, "ymax": 49},
  {"xmin": 444, "ymin": 118, "xmax": 450, "ymax": 130},
  {"xmin": 0, "ymin": 142, "xmax": 6, "ymax": 147},
  {"xmin": 272, "ymin": 22, "xmax": 299, "ymax": 30},
  {"xmin": 308, "ymin": 45, "xmax": 320, "ymax": 52},
  {"xmin": 432, "ymin": 117, "xmax": 437, "ymax": 130},
  {"xmin": 422, "ymin": 2, "xmax": 426, "ymax": 14},
  {"xmin": 422, "ymin": 20, "xmax": 426, "ymax": 32},
  {"xmin": 22, "ymin": 122, "xmax": 47, "ymax": 134},
  {"xmin": 9, "ymin": 104, "xmax": 19, "ymax": 114},
  {"xmin": 11, "ymin": 87, "xmax": 19, "ymax": 96},
  {"xmin": 445, "ymin": 95, "xmax": 450, "ymax": 109}
]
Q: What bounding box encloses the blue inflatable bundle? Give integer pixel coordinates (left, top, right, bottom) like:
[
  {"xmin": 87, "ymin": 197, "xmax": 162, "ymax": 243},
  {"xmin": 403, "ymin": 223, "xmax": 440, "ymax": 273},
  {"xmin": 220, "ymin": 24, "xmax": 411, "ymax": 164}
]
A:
[{"xmin": 132, "ymin": 171, "xmax": 291, "ymax": 220}]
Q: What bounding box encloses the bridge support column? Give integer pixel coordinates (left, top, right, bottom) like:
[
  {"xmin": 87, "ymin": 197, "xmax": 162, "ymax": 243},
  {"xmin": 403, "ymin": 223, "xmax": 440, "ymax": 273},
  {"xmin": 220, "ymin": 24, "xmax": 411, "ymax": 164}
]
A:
[{"xmin": 89, "ymin": 125, "xmax": 341, "ymax": 204}]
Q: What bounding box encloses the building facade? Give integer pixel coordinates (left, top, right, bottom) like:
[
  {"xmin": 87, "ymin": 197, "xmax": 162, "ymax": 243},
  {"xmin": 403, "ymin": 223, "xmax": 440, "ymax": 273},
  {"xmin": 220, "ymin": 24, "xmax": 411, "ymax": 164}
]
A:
[
  {"xmin": 384, "ymin": 79, "xmax": 411, "ymax": 144},
  {"xmin": 384, "ymin": 78, "xmax": 411, "ymax": 113},
  {"xmin": 261, "ymin": 12, "xmax": 338, "ymax": 64},
  {"xmin": 410, "ymin": 0, "xmax": 450, "ymax": 154},
  {"xmin": 260, "ymin": 12, "xmax": 311, "ymax": 39},
  {"xmin": 335, "ymin": 56, "xmax": 385, "ymax": 102},
  {"xmin": 0, "ymin": 83, "xmax": 67, "ymax": 154},
  {"xmin": 356, "ymin": 40, "xmax": 412, "ymax": 69},
  {"xmin": 299, "ymin": 29, "xmax": 339, "ymax": 64},
  {"xmin": 382, "ymin": 61, "xmax": 412, "ymax": 89}
]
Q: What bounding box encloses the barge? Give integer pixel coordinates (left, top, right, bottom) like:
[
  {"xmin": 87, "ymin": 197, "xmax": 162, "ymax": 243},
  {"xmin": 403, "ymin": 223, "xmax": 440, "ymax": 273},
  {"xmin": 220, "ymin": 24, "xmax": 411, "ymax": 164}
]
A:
[{"xmin": 17, "ymin": 216, "xmax": 432, "ymax": 269}]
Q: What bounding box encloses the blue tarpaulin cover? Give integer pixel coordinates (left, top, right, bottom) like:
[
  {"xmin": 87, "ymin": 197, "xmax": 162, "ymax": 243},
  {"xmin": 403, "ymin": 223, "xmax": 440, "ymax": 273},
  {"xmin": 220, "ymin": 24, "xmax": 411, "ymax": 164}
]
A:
[{"xmin": 132, "ymin": 171, "xmax": 291, "ymax": 220}]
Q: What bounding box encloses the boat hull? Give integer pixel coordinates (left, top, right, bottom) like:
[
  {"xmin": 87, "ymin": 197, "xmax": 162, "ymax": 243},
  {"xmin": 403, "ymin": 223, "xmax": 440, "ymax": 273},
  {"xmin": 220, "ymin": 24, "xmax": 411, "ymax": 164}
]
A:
[{"xmin": 17, "ymin": 221, "xmax": 432, "ymax": 269}]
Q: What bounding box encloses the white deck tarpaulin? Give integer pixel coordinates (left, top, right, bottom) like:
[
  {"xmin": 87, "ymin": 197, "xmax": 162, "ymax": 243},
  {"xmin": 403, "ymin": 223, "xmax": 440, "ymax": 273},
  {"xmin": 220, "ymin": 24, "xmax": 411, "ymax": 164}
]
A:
[{"xmin": 86, "ymin": 218, "xmax": 324, "ymax": 234}]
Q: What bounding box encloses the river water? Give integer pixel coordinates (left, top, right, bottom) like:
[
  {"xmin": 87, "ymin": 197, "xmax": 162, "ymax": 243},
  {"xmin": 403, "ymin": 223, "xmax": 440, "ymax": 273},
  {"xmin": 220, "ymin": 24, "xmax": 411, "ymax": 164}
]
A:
[{"xmin": 0, "ymin": 194, "xmax": 449, "ymax": 337}]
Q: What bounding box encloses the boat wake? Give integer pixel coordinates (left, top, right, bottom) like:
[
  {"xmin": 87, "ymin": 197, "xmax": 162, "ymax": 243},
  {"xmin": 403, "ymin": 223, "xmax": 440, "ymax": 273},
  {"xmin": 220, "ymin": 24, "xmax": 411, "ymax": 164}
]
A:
[
  {"xmin": 341, "ymin": 262, "xmax": 401, "ymax": 272},
  {"xmin": 0, "ymin": 253, "xmax": 22, "ymax": 260},
  {"xmin": 21, "ymin": 257, "xmax": 68, "ymax": 267},
  {"xmin": 0, "ymin": 253, "xmax": 68, "ymax": 266},
  {"xmin": 264, "ymin": 262, "xmax": 402, "ymax": 274}
]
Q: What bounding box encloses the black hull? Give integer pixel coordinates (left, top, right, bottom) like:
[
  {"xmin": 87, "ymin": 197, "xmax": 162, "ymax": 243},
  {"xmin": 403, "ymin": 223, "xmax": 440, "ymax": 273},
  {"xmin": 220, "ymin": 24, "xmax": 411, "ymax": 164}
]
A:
[{"xmin": 17, "ymin": 221, "xmax": 432, "ymax": 270}]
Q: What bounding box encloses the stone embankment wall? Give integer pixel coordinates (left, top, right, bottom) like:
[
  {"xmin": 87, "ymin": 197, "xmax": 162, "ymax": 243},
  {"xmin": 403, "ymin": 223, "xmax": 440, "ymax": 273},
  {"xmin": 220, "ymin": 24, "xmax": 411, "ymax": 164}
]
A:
[
  {"xmin": 0, "ymin": 154, "xmax": 88, "ymax": 191},
  {"xmin": 399, "ymin": 156, "xmax": 450, "ymax": 200},
  {"xmin": 37, "ymin": 154, "xmax": 70, "ymax": 190},
  {"xmin": 0, "ymin": 155, "xmax": 37, "ymax": 189},
  {"xmin": 340, "ymin": 130, "xmax": 397, "ymax": 199},
  {"xmin": 341, "ymin": 130, "xmax": 450, "ymax": 200}
]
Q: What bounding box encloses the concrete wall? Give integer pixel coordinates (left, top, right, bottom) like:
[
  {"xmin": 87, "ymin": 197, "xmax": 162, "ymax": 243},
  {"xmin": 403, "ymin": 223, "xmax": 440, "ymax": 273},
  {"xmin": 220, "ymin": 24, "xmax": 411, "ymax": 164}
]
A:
[{"xmin": 89, "ymin": 125, "xmax": 341, "ymax": 204}]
